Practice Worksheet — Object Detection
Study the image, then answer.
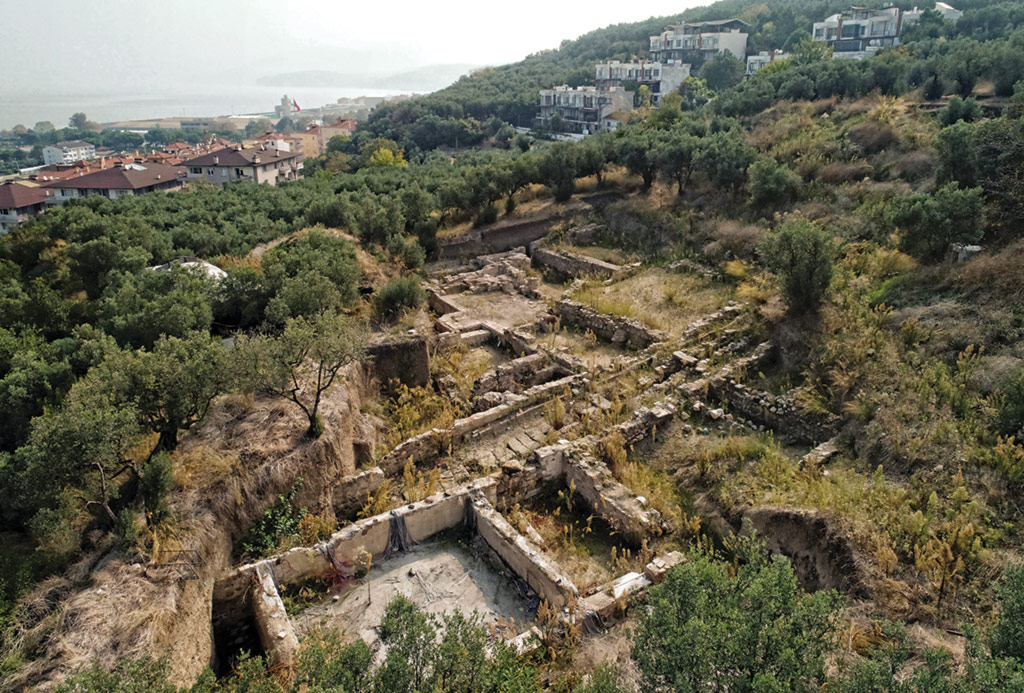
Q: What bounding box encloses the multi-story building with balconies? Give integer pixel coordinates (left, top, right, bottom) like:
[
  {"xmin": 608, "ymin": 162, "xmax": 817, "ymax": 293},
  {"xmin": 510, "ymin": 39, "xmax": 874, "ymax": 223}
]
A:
[
  {"xmin": 42, "ymin": 140, "xmax": 96, "ymax": 166},
  {"xmin": 537, "ymin": 85, "xmax": 635, "ymax": 134},
  {"xmin": 179, "ymin": 145, "xmax": 304, "ymax": 187},
  {"xmin": 813, "ymin": 6, "xmax": 903, "ymax": 59},
  {"xmin": 648, "ymin": 19, "xmax": 749, "ymax": 66},
  {"xmin": 594, "ymin": 61, "xmax": 691, "ymax": 104},
  {"xmin": 746, "ymin": 50, "xmax": 790, "ymax": 75}
]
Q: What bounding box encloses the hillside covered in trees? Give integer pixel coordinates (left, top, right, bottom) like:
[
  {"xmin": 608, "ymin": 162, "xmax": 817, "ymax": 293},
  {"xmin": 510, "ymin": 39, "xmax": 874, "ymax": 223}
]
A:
[{"xmin": 3, "ymin": 0, "xmax": 1024, "ymax": 690}]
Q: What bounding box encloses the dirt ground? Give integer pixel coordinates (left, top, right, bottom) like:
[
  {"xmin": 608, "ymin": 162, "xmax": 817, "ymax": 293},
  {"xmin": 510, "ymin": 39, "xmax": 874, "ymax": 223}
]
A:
[
  {"xmin": 291, "ymin": 535, "xmax": 535, "ymax": 647},
  {"xmin": 441, "ymin": 292, "xmax": 549, "ymax": 333}
]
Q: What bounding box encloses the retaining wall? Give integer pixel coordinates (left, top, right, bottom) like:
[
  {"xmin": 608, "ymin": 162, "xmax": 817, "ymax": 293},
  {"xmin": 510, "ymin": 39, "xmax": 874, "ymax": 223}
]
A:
[
  {"xmin": 368, "ymin": 337, "xmax": 430, "ymax": 388},
  {"xmin": 332, "ymin": 467, "xmax": 386, "ymax": 518},
  {"xmin": 439, "ymin": 214, "xmax": 570, "ymax": 260},
  {"xmin": 251, "ymin": 566, "xmax": 299, "ymax": 670},
  {"xmin": 565, "ymin": 455, "xmax": 665, "ymax": 546},
  {"xmin": 214, "ymin": 477, "xmax": 498, "ymax": 604},
  {"xmin": 555, "ymin": 300, "xmax": 667, "ymax": 350},
  {"xmin": 705, "ymin": 380, "xmax": 840, "ymax": 445},
  {"xmin": 470, "ymin": 492, "xmax": 579, "ymax": 608},
  {"xmin": 379, "ymin": 374, "xmax": 579, "ymax": 475},
  {"xmin": 530, "ymin": 246, "xmax": 622, "ymax": 280},
  {"xmin": 474, "ymin": 353, "xmax": 564, "ymax": 397}
]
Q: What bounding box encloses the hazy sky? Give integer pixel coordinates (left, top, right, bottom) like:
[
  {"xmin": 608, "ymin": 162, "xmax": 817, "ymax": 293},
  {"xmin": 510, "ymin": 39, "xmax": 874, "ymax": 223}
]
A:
[{"xmin": 1, "ymin": 0, "xmax": 703, "ymax": 91}]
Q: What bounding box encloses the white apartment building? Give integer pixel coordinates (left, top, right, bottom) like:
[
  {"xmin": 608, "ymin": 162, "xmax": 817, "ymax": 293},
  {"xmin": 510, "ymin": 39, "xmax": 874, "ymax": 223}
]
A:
[
  {"xmin": 594, "ymin": 61, "xmax": 691, "ymax": 104},
  {"xmin": 42, "ymin": 140, "xmax": 96, "ymax": 166},
  {"xmin": 746, "ymin": 50, "xmax": 790, "ymax": 75},
  {"xmin": 813, "ymin": 6, "xmax": 903, "ymax": 59},
  {"xmin": 904, "ymin": 2, "xmax": 964, "ymax": 25},
  {"xmin": 537, "ymin": 85, "xmax": 635, "ymax": 135},
  {"xmin": 811, "ymin": 3, "xmax": 960, "ymax": 60},
  {"xmin": 649, "ymin": 19, "xmax": 750, "ymax": 65}
]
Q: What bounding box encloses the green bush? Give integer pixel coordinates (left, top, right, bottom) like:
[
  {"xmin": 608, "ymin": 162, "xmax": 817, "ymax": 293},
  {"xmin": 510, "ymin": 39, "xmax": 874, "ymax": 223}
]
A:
[
  {"xmin": 889, "ymin": 183, "xmax": 983, "ymax": 261},
  {"xmin": 998, "ymin": 368, "xmax": 1024, "ymax": 437},
  {"xmin": 939, "ymin": 96, "xmax": 982, "ymax": 126},
  {"xmin": 473, "ymin": 204, "xmax": 499, "ymax": 227},
  {"xmin": 140, "ymin": 453, "xmax": 174, "ymax": 524},
  {"xmin": 113, "ymin": 509, "xmax": 142, "ymax": 554},
  {"xmin": 376, "ymin": 276, "xmax": 425, "ymax": 319},
  {"xmin": 240, "ymin": 481, "xmax": 305, "ymax": 558},
  {"xmin": 632, "ymin": 534, "xmax": 842, "ymax": 692},
  {"xmin": 759, "ymin": 219, "xmax": 835, "ymax": 314},
  {"xmin": 746, "ymin": 157, "xmax": 802, "ymax": 210}
]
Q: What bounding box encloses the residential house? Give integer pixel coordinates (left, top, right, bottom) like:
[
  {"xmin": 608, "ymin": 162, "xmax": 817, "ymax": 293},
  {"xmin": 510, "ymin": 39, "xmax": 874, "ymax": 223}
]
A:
[
  {"xmin": 904, "ymin": 2, "xmax": 964, "ymax": 25},
  {"xmin": 42, "ymin": 162, "xmax": 184, "ymax": 203},
  {"xmin": 538, "ymin": 85, "xmax": 635, "ymax": 135},
  {"xmin": 290, "ymin": 128, "xmax": 321, "ymax": 158},
  {"xmin": 649, "ymin": 19, "xmax": 750, "ymax": 65},
  {"xmin": 179, "ymin": 146, "xmax": 303, "ymax": 187},
  {"xmin": 746, "ymin": 50, "xmax": 790, "ymax": 75},
  {"xmin": 810, "ymin": 4, "xmax": 960, "ymax": 59},
  {"xmin": 42, "ymin": 140, "xmax": 96, "ymax": 166},
  {"xmin": 595, "ymin": 61, "xmax": 691, "ymax": 104},
  {"xmin": 0, "ymin": 182, "xmax": 53, "ymax": 233}
]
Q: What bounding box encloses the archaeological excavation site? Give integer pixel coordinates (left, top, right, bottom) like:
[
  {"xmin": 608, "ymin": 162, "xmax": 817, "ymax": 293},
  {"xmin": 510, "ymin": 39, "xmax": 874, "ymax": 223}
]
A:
[
  {"xmin": 189, "ymin": 223, "xmax": 863, "ymax": 680},
  {"xmin": 5, "ymin": 210, "xmax": 876, "ymax": 691}
]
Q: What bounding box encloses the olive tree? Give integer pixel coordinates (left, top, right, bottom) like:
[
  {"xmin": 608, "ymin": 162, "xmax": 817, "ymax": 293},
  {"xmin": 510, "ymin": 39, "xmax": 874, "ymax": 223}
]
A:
[
  {"xmin": 759, "ymin": 219, "xmax": 835, "ymax": 314},
  {"xmin": 235, "ymin": 311, "xmax": 367, "ymax": 438},
  {"xmin": 632, "ymin": 535, "xmax": 842, "ymax": 692}
]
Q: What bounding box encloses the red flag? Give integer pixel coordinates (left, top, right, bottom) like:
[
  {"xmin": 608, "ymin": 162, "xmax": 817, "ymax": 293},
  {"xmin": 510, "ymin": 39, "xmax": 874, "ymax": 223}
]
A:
[{"xmin": 292, "ymin": 99, "xmax": 301, "ymax": 112}]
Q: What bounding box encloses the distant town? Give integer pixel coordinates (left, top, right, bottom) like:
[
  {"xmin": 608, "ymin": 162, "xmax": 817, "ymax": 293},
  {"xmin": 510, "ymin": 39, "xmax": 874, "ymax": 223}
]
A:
[{"xmin": 0, "ymin": 2, "xmax": 963, "ymax": 233}]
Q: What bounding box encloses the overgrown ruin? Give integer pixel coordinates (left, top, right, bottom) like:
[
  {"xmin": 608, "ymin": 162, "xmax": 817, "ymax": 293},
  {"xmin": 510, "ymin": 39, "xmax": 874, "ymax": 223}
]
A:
[{"xmin": 200, "ymin": 242, "xmax": 863, "ymax": 675}]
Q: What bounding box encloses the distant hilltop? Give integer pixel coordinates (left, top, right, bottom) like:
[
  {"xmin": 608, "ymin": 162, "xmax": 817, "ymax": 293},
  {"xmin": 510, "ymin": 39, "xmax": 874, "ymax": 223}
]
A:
[{"xmin": 257, "ymin": 64, "xmax": 479, "ymax": 92}]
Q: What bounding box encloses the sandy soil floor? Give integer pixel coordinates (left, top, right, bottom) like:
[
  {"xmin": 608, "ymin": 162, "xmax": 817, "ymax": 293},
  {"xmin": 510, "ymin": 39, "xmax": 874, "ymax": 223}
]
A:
[
  {"xmin": 443, "ymin": 292, "xmax": 549, "ymax": 333},
  {"xmin": 292, "ymin": 535, "xmax": 535, "ymax": 647}
]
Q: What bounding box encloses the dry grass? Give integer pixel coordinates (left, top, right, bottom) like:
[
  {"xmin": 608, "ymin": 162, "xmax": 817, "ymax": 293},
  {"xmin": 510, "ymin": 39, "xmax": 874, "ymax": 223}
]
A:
[
  {"xmin": 172, "ymin": 444, "xmax": 241, "ymax": 490},
  {"xmin": 572, "ymin": 268, "xmax": 733, "ymax": 337},
  {"xmin": 955, "ymin": 240, "xmax": 1024, "ymax": 300},
  {"xmin": 703, "ymin": 220, "xmax": 764, "ymax": 261}
]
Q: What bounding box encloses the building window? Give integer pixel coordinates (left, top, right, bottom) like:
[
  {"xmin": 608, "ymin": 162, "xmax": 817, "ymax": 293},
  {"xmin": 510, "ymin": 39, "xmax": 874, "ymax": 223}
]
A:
[
  {"xmin": 207, "ymin": 169, "xmax": 215, "ymax": 175},
  {"xmin": 235, "ymin": 168, "xmax": 245, "ymax": 177},
  {"xmin": 190, "ymin": 167, "xmax": 202, "ymax": 174}
]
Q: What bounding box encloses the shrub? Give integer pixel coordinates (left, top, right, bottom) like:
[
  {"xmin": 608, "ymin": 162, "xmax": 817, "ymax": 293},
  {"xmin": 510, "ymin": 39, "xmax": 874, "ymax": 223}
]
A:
[
  {"xmin": 473, "ymin": 204, "xmax": 499, "ymax": 227},
  {"xmin": 597, "ymin": 431, "xmax": 628, "ymax": 475},
  {"xmin": 991, "ymin": 563, "xmax": 1024, "ymax": 661},
  {"xmin": 817, "ymin": 161, "xmax": 872, "ymax": 184},
  {"xmin": 848, "ymin": 120, "xmax": 898, "ymax": 154},
  {"xmin": 240, "ymin": 481, "xmax": 305, "ymax": 558},
  {"xmin": 758, "ymin": 219, "xmax": 835, "ymax": 314},
  {"xmin": 746, "ymin": 157, "xmax": 801, "ymax": 209},
  {"xmin": 113, "ymin": 509, "xmax": 142, "ymax": 554},
  {"xmin": 706, "ymin": 220, "xmax": 764, "ymax": 260},
  {"xmin": 999, "ymin": 367, "xmax": 1024, "ymax": 437},
  {"xmin": 891, "ymin": 150, "xmax": 937, "ymax": 182},
  {"xmin": 577, "ymin": 664, "xmax": 629, "ymax": 693},
  {"xmin": 387, "ymin": 235, "xmax": 426, "ymax": 270},
  {"xmin": 632, "ymin": 534, "xmax": 842, "ymax": 693},
  {"xmin": 139, "ymin": 453, "xmax": 174, "ymax": 524},
  {"xmin": 938, "ymin": 96, "xmax": 981, "ymax": 126},
  {"xmin": 376, "ymin": 276, "xmax": 425, "ymax": 319},
  {"xmin": 889, "ymin": 182, "xmax": 983, "ymax": 261},
  {"xmin": 544, "ymin": 395, "xmax": 567, "ymax": 430}
]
